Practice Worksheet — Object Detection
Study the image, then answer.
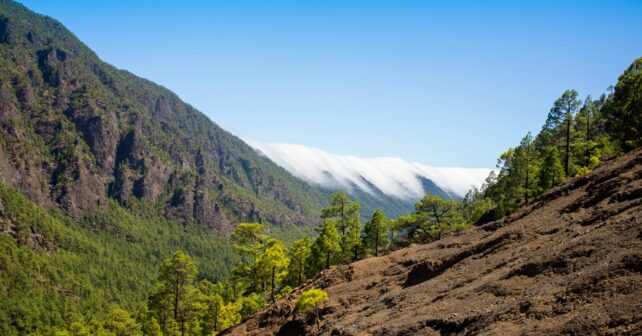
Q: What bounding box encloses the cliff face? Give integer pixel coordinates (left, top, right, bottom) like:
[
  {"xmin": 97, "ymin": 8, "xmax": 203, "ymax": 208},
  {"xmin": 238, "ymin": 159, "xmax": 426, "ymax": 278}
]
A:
[
  {"xmin": 222, "ymin": 147, "xmax": 642, "ymax": 336},
  {"xmin": 0, "ymin": 0, "xmax": 325, "ymax": 230}
]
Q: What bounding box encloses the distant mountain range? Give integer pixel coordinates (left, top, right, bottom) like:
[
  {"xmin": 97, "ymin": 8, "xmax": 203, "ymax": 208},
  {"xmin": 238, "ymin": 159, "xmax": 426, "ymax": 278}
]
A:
[{"xmin": 246, "ymin": 140, "xmax": 492, "ymax": 217}]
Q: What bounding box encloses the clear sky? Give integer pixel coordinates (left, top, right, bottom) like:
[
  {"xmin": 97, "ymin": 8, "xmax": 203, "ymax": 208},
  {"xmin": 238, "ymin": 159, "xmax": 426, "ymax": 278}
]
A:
[{"xmin": 17, "ymin": 0, "xmax": 642, "ymax": 168}]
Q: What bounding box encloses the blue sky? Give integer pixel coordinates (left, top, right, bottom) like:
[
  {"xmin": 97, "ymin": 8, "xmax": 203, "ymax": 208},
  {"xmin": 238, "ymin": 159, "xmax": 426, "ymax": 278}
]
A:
[{"xmin": 18, "ymin": 0, "xmax": 642, "ymax": 168}]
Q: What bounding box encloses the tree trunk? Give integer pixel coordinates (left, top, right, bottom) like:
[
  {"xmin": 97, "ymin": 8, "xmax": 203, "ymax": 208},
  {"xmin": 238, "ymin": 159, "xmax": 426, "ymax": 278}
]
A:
[
  {"xmin": 214, "ymin": 306, "xmax": 219, "ymax": 333},
  {"xmin": 326, "ymin": 251, "xmax": 330, "ymax": 269},
  {"xmin": 174, "ymin": 285, "xmax": 179, "ymax": 320},
  {"xmin": 586, "ymin": 113, "xmax": 591, "ymax": 167},
  {"xmin": 565, "ymin": 114, "xmax": 571, "ymax": 177},
  {"xmin": 525, "ymin": 151, "xmax": 530, "ymax": 205},
  {"xmin": 232, "ymin": 281, "xmax": 237, "ymax": 300},
  {"xmin": 341, "ymin": 203, "xmax": 345, "ymax": 235},
  {"xmin": 298, "ymin": 259, "xmax": 303, "ymax": 286},
  {"xmin": 374, "ymin": 225, "xmax": 379, "ymax": 257},
  {"xmin": 270, "ymin": 266, "xmax": 276, "ymax": 303}
]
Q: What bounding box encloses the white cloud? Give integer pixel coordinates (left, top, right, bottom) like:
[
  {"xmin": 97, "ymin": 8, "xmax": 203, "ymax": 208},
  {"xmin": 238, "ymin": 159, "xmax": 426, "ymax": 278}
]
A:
[{"xmin": 244, "ymin": 138, "xmax": 492, "ymax": 199}]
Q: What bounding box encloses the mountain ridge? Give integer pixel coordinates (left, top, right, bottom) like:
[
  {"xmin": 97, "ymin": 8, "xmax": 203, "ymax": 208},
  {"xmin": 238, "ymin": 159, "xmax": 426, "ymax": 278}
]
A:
[
  {"xmin": 0, "ymin": 0, "xmax": 327, "ymax": 231},
  {"xmin": 246, "ymin": 139, "xmax": 491, "ymax": 217}
]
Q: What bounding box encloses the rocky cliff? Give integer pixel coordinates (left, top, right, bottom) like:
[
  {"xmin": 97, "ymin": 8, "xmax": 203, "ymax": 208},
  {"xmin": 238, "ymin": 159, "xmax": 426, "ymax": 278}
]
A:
[{"xmin": 0, "ymin": 0, "xmax": 326, "ymax": 231}]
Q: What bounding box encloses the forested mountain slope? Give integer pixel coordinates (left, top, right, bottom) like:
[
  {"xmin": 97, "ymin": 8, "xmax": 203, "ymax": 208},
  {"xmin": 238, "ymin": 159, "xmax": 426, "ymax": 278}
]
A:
[
  {"xmin": 222, "ymin": 146, "xmax": 642, "ymax": 336},
  {"xmin": 0, "ymin": 0, "xmax": 325, "ymax": 231},
  {"xmin": 0, "ymin": 1, "xmax": 327, "ymax": 332}
]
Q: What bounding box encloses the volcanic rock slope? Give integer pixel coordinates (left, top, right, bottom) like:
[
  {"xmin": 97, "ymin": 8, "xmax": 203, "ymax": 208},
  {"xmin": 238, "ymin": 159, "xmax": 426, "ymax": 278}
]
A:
[{"xmin": 222, "ymin": 148, "xmax": 642, "ymax": 336}]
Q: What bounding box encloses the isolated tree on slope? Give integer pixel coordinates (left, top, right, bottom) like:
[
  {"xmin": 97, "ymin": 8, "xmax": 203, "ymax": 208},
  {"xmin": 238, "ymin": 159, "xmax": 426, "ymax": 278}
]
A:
[{"xmin": 296, "ymin": 289, "xmax": 329, "ymax": 328}]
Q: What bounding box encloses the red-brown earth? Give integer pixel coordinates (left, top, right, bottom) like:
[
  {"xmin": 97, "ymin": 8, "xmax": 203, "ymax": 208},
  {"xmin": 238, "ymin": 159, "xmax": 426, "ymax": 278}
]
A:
[{"xmin": 221, "ymin": 148, "xmax": 642, "ymax": 336}]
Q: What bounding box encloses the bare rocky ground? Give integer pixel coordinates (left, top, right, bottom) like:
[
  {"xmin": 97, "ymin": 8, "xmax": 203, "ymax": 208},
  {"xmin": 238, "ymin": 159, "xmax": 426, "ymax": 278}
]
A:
[{"xmin": 221, "ymin": 147, "xmax": 642, "ymax": 336}]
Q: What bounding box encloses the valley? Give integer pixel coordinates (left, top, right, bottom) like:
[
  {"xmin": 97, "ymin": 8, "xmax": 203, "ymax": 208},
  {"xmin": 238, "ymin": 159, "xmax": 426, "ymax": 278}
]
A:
[{"xmin": 0, "ymin": 0, "xmax": 641, "ymax": 335}]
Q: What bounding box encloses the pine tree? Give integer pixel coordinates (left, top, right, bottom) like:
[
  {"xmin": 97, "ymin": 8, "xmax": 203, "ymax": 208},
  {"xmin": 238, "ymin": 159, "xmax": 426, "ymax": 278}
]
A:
[
  {"xmin": 601, "ymin": 57, "xmax": 642, "ymax": 151},
  {"xmin": 462, "ymin": 187, "xmax": 495, "ymax": 223},
  {"xmin": 544, "ymin": 90, "xmax": 582, "ymax": 177},
  {"xmin": 195, "ymin": 280, "xmax": 224, "ymax": 335},
  {"xmin": 296, "ymin": 289, "xmax": 329, "ymax": 327},
  {"xmin": 582, "ymin": 96, "xmax": 596, "ymax": 167},
  {"xmin": 321, "ymin": 192, "xmax": 361, "ymax": 262},
  {"xmin": 103, "ymin": 308, "xmax": 142, "ymax": 336},
  {"xmin": 394, "ymin": 194, "xmax": 464, "ymax": 242},
  {"xmin": 538, "ymin": 147, "xmax": 565, "ymax": 190},
  {"xmin": 288, "ymin": 237, "xmax": 312, "ymax": 286},
  {"xmin": 414, "ymin": 194, "xmax": 465, "ymax": 240},
  {"xmin": 313, "ymin": 220, "xmax": 341, "ymax": 270},
  {"xmin": 230, "ymin": 223, "xmax": 269, "ymax": 292},
  {"xmin": 136, "ymin": 305, "xmax": 162, "ymax": 336},
  {"xmin": 155, "ymin": 251, "xmax": 198, "ymax": 336},
  {"xmin": 515, "ymin": 132, "xmax": 535, "ymax": 205},
  {"xmin": 484, "ymin": 148, "xmax": 522, "ymax": 216},
  {"xmin": 361, "ymin": 209, "xmax": 390, "ymax": 256},
  {"xmin": 257, "ymin": 239, "xmax": 289, "ymax": 303}
]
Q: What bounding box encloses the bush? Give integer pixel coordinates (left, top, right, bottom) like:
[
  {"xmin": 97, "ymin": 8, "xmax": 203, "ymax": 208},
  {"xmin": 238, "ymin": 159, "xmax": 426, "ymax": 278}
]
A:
[{"xmin": 296, "ymin": 289, "xmax": 328, "ymax": 314}]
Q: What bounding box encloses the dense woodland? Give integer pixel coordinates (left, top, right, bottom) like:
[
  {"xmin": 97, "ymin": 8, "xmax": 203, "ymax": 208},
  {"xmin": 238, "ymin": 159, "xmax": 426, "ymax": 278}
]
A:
[
  {"xmin": 481, "ymin": 57, "xmax": 642, "ymax": 218},
  {"xmin": 35, "ymin": 190, "xmax": 471, "ymax": 336}
]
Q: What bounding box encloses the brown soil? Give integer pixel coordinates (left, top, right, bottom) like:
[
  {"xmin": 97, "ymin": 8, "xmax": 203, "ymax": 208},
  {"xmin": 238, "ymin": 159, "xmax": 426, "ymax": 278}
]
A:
[{"xmin": 221, "ymin": 148, "xmax": 642, "ymax": 336}]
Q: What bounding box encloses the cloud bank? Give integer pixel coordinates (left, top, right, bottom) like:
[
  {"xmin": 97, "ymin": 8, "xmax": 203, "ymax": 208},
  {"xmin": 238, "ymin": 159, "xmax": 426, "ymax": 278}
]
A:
[{"xmin": 244, "ymin": 139, "xmax": 492, "ymax": 200}]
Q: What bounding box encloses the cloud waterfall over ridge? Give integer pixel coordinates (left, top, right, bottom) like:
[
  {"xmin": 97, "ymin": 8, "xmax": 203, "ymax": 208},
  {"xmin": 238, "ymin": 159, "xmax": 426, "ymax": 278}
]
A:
[{"xmin": 244, "ymin": 139, "xmax": 492, "ymax": 200}]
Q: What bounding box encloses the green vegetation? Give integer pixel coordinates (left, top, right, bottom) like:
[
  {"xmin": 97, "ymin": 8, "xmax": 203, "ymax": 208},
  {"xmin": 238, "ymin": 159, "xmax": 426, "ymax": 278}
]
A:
[
  {"xmin": 361, "ymin": 209, "xmax": 390, "ymax": 257},
  {"xmin": 392, "ymin": 194, "xmax": 465, "ymax": 244},
  {"xmin": 481, "ymin": 57, "xmax": 642, "ymax": 218},
  {"xmin": 0, "ymin": 183, "xmax": 240, "ymax": 336},
  {"xmin": 4, "ymin": 52, "xmax": 640, "ymax": 330},
  {"xmin": 0, "ymin": 2, "xmax": 326, "ymax": 332},
  {"xmin": 310, "ymin": 219, "xmax": 342, "ymax": 271},
  {"xmin": 321, "ymin": 192, "xmax": 362, "ymax": 262},
  {"xmin": 295, "ymin": 289, "xmax": 329, "ymax": 314},
  {"xmin": 286, "ymin": 236, "xmax": 312, "ymax": 286},
  {"xmin": 296, "ymin": 289, "xmax": 329, "ymax": 327},
  {"xmin": 0, "ymin": 0, "xmax": 640, "ymax": 335}
]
